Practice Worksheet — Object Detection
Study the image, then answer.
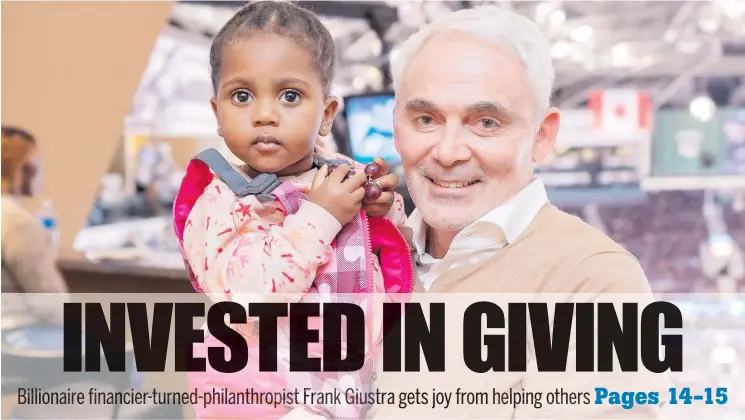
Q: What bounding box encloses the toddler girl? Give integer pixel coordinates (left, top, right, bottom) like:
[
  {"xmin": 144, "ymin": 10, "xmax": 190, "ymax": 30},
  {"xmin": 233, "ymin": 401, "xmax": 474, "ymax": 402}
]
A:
[{"xmin": 172, "ymin": 1, "xmax": 414, "ymax": 419}]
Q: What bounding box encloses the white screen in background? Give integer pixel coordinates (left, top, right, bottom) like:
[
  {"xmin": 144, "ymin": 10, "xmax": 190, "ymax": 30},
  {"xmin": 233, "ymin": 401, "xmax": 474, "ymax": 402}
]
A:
[{"xmin": 346, "ymin": 96, "xmax": 399, "ymax": 164}]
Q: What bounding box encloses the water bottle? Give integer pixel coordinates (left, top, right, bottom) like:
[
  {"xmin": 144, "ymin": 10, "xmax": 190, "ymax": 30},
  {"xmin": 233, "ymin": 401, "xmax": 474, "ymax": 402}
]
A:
[{"xmin": 37, "ymin": 199, "xmax": 60, "ymax": 253}]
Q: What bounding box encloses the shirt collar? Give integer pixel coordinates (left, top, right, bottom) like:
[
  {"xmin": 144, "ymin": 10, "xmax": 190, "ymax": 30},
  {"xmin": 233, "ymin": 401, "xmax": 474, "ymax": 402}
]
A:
[{"xmin": 406, "ymin": 178, "xmax": 549, "ymax": 259}]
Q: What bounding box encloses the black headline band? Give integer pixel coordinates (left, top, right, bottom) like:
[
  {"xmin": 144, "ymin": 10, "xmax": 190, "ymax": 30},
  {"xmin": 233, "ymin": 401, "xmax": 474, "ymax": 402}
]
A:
[{"xmin": 62, "ymin": 301, "xmax": 683, "ymax": 374}]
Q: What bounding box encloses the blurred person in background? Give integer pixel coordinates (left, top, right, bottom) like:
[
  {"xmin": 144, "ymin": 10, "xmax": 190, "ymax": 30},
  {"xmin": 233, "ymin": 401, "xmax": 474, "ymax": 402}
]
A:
[
  {"xmin": 1, "ymin": 129, "xmax": 124, "ymax": 420},
  {"xmin": 1, "ymin": 126, "xmax": 70, "ymax": 328}
]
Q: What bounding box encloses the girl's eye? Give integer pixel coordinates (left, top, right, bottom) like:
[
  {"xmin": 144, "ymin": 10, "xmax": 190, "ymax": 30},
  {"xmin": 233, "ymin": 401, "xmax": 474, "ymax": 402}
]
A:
[
  {"xmin": 280, "ymin": 90, "xmax": 301, "ymax": 104},
  {"xmin": 232, "ymin": 90, "xmax": 252, "ymax": 104}
]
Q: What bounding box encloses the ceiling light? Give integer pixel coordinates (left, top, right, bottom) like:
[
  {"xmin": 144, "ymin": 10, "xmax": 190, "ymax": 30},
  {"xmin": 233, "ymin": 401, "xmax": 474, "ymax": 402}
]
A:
[
  {"xmin": 550, "ymin": 41, "xmax": 572, "ymax": 59},
  {"xmin": 570, "ymin": 25, "xmax": 594, "ymax": 43},
  {"xmin": 365, "ymin": 66, "xmax": 381, "ymax": 81},
  {"xmin": 610, "ymin": 43, "xmax": 631, "ymax": 67},
  {"xmin": 698, "ymin": 4, "xmax": 724, "ymax": 33},
  {"xmin": 397, "ymin": 2, "xmax": 425, "ymax": 27},
  {"xmin": 549, "ymin": 9, "xmax": 566, "ymax": 25},
  {"xmin": 689, "ymin": 95, "xmax": 716, "ymax": 123},
  {"xmin": 363, "ymin": 66, "xmax": 383, "ymax": 90},
  {"xmin": 534, "ymin": 2, "xmax": 554, "ymax": 24}
]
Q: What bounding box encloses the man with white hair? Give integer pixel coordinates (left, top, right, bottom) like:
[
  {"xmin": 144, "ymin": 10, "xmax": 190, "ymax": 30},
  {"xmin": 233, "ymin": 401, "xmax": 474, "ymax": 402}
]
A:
[
  {"xmin": 284, "ymin": 4, "xmax": 669, "ymax": 420},
  {"xmin": 363, "ymin": 4, "xmax": 669, "ymax": 419}
]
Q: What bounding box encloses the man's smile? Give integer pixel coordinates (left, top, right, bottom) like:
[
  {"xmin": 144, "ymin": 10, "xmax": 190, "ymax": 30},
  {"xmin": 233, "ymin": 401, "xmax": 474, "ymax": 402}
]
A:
[{"xmin": 426, "ymin": 176, "xmax": 481, "ymax": 190}]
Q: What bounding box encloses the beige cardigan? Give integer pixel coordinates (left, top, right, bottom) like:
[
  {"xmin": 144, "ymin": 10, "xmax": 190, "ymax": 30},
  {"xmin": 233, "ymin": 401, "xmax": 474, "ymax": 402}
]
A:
[{"xmin": 366, "ymin": 204, "xmax": 670, "ymax": 418}]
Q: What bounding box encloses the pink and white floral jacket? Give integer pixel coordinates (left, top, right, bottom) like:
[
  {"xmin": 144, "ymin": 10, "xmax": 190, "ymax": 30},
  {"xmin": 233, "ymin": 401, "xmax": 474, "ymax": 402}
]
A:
[{"xmin": 173, "ymin": 148, "xmax": 414, "ymax": 419}]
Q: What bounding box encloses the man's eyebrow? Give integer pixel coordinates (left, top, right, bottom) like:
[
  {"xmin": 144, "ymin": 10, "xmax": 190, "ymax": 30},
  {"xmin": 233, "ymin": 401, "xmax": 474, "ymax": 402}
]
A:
[
  {"xmin": 464, "ymin": 101, "xmax": 513, "ymax": 115},
  {"xmin": 404, "ymin": 97, "xmax": 440, "ymax": 113},
  {"xmin": 405, "ymin": 98, "xmax": 515, "ymax": 117}
]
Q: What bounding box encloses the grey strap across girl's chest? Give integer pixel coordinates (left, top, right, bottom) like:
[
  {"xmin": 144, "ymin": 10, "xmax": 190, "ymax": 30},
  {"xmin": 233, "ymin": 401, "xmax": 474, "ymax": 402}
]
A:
[{"xmin": 192, "ymin": 148, "xmax": 352, "ymax": 199}]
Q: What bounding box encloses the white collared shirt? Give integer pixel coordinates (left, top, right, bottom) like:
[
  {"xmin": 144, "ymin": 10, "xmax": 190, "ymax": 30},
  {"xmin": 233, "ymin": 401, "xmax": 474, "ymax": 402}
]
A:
[{"xmin": 407, "ymin": 178, "xmax": 549, "ymax": 291}]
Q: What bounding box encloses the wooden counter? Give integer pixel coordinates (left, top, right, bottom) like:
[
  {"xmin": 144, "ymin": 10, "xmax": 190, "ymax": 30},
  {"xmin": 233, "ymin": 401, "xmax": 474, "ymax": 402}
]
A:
[{"xmin": 57, "ymin": 251, "xmax": 194, "ymax": 294}]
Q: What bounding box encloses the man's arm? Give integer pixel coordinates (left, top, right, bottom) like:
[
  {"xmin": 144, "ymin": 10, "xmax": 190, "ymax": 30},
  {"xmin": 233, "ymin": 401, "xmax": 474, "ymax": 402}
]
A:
[{"xmin": 514, "ymin": 252, "xmax": 673, "ymax": 419}]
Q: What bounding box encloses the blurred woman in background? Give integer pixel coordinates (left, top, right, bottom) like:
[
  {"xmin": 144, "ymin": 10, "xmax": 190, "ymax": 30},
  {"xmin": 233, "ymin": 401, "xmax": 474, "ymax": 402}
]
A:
[
  {"xmin": 1, "ymin": 126, "xmax": 69, "ymax": 328},
  {"xmin": 1, "ymin": 128, "xmax": 124, "ymax": 420}
]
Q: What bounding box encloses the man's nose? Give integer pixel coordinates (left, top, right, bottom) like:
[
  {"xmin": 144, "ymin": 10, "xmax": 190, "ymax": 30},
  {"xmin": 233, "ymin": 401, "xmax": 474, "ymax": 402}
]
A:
[
  {"xmin": 252, "ymin": 99, "xmax": 279, "ymax": 127},
  {"xmin": 431, "ymin": 124, "xmax": 472, "ymax": 167}
]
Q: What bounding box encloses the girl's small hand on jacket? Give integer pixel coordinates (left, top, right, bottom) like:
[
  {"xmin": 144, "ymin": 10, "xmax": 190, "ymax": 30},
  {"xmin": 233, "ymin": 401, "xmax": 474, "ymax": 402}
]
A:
[{"xmin": 307, "ymin": 164, "xmax": 368, "ymax": 225}]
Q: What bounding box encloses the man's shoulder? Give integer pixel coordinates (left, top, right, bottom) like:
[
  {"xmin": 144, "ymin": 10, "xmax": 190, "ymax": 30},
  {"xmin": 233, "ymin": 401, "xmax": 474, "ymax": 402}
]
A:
[
  {"xmin": 539, "ymin": 205, "xmax": 630, "ymax": 255},
  {"xmin": 535, "ymin": 206, "xmax": 650, "ymax": 293}
]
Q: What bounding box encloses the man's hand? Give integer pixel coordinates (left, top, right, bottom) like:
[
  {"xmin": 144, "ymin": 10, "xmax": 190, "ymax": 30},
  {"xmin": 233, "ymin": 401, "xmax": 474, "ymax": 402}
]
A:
[
  {"xmin": 363, "ymin": 157, "xmax": 399, "ymax": 218},
  {"xmin": 307, "ymin": 164, "xmax": 368, "ymax": 226}
]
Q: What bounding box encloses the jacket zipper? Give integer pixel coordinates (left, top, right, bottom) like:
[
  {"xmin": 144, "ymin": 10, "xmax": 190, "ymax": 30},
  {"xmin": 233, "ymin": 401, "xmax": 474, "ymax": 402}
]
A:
[
  {"xmin": 360, "ymin": 210, "xmax": 376, "ymax": 352},
  {"xmin": 360, "ymin": 210, "xmax": 375, "ymax": 292},
  {"xmin": 388, "ymin": 217, "xmax": 416, "ymax": 297}
]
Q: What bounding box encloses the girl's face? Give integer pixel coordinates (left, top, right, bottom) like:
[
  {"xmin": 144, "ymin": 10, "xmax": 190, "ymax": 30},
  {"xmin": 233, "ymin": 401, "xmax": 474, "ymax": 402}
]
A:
[{"xmin": 211, "ymin": 34, "xmax": 339, "ymax": 176}]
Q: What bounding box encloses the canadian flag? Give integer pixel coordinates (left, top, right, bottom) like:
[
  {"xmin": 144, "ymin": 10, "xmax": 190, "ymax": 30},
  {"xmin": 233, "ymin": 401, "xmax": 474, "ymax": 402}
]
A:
[{"xmin": 588, "ymin": 89, "xmax": 652, "ymax": 134}]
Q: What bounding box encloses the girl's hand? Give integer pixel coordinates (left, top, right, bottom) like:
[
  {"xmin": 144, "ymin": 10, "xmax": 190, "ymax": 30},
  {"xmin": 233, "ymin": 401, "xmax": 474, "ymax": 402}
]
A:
[
  {"xmin": 363, "ymin": 157, "xmax": 399, "ymax": 218},
  {"xmin": 307, "ymin": 164, "xmax": 368, "ymax": 226}
]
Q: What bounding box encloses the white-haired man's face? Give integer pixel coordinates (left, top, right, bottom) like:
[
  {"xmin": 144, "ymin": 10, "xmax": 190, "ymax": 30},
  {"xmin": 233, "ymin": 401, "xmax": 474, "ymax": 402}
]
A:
[{"xmin": 394, "ymin": 31, "xmax": 559, "ymax": 232}]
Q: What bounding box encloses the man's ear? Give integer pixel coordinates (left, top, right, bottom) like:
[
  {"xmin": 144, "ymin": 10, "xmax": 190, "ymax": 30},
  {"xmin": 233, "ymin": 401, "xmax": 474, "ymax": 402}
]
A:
[
  {"xmin": 210, "ymin": 97, "xmax": 222, "ymax": 137},
  {"xmin": 319, "ymin": 96, "xmax": 341, "ymax": 136},
  {"xmin": 532, "ymin": 107, "xmax": 560, "ymax": 163}
]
